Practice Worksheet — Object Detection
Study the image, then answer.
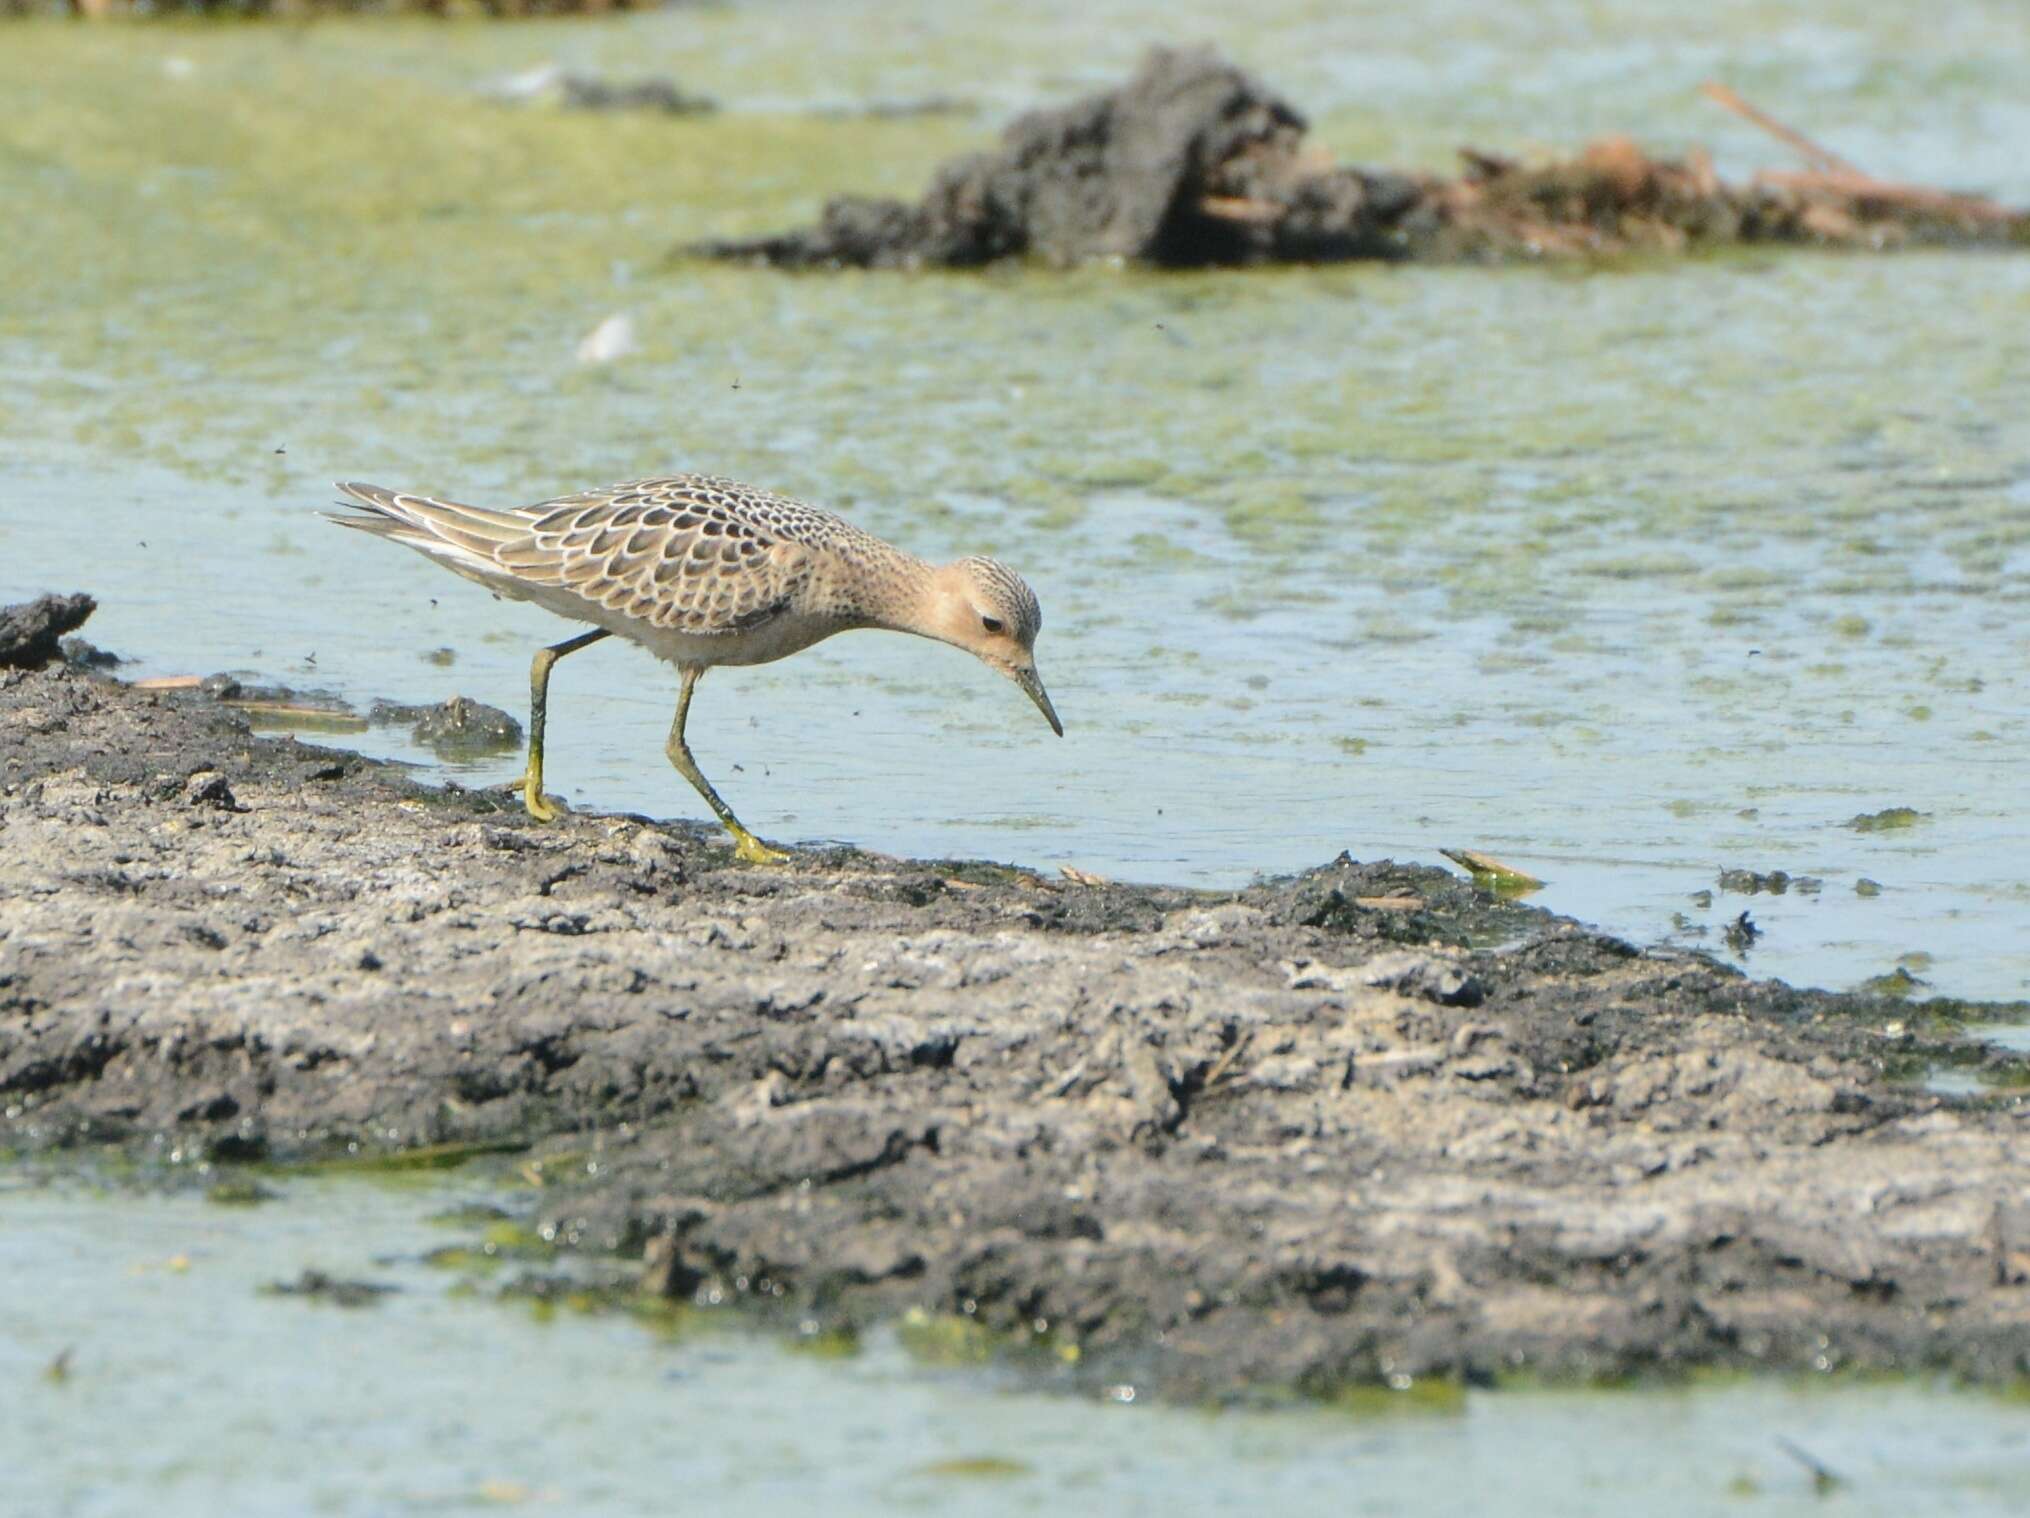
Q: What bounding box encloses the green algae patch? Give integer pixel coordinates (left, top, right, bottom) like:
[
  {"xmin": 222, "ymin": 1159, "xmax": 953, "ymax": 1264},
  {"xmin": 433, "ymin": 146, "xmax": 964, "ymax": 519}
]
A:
[
  {"xmin": 1309, "ymin": 1376, "xmax": 1468, "ymax": 1417},
  {"xmin": 426, "ymin": 1220, "xmax": 557, "ymax": 1274},
  {"xmin": 1865, "ymin": 994, "xmax": 2030, "ymax": 1037},
  {"xmin": 894, "ymin": 1307, "xmax": 1082, "ymax": 1372},
  {"xmin": 785, "ymin": 1324, "xmax": 863, "ymax": 1360},
  {"xmin": 1717, "ymin": 869, "xmax": 1821, "ymax": 896},
  {"xmin": 426, "ymin": 1244, "xmax": 511, "ymax": 1276},
  {"xmin": 429, "ymin": 1203, "xmax": 516, "ymax": 1229},
  {"xmin": 516, "ymin": 1149, "xmax": 592, "ymax": 1188},
  {"xmin": 1847, "ymin": 807, "xmax": 1926, "ymax": 833},
  {"xmin": 500, "ymin": 1277, "xmax": 612, "ymax": 1321},
  {"xmin": 480, "ymin": 1220, "xmax": 554, "ymax": 1255},
  {"xmin": 897, "ymin": 1308, "xmax": 997, "ymax": 1368},
  {"xmin": 913, "ymin": 1456, "xmax": 1032, "ymax": 1479},
  {"xmin": 479, "ymin": 1273, "xmax": 713, "ymax": 1339},
  {"xmin": 624, "ymin": 1295, "xmax": 709, "ymax": 1343},
  {"xmin": 301, "ymin": 1139, "xmax": 531, "ymax": 1177},
  {"xmin": 205, "ymin": 1177, "xmax": 279, "ymax": 1207},
  {"xmin": 1858, "ymin": 967, "xmax": 1928, "ymax": 999}
]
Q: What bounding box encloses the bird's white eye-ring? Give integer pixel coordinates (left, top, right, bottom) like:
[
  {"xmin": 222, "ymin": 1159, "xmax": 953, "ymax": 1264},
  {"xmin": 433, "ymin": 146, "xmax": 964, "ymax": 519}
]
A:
[{"xmin": 980, "ymin": 615, "xmax": 1005, "ymax": 634}]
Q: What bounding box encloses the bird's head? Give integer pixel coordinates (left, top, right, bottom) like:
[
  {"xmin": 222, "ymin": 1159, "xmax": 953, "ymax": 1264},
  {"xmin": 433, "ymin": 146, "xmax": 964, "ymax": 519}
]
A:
[{"xmin": 926, "ymin": 556, "xmax": 1062, "ymax": 736}]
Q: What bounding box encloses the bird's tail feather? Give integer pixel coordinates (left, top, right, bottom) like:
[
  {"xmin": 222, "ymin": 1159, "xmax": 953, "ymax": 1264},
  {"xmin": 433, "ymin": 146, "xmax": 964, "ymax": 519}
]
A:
[{"xmin": 324, "ymin": 481, "xmax": 534, "ymax": 573}]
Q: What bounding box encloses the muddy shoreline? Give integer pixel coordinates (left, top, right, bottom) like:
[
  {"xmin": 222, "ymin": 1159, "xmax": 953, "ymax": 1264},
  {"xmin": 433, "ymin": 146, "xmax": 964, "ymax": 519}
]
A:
[{"xmin": 5, "ymin": 653, "xmax": 2029, "ymax": 1399}]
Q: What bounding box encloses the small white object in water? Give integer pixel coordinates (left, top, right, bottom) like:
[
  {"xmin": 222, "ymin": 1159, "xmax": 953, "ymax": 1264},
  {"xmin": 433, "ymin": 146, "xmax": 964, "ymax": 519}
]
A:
[
  {"xmin": 483, "ymin": 63, "xmax": 565, "ymax": 104},
  {"xmin": 575, "ymin": 314, "xmax": 637, "ymax": 365}
]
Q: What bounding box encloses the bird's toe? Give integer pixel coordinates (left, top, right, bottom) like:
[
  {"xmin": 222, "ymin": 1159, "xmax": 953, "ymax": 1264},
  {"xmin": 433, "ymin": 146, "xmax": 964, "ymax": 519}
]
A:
[{"xmin": 730, "ymin": 830, "xmax": 791, "ymax": 866}]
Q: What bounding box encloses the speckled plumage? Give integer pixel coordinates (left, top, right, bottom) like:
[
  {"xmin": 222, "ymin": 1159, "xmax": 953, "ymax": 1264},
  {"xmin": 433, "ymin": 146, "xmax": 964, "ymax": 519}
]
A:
[{"xmin": 328, "ymin": 475, "xmax": 945, "ymax": 658}]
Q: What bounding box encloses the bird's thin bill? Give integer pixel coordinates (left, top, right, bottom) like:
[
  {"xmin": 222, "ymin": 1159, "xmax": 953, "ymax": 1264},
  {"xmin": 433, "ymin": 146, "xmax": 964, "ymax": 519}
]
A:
[{"xmin": 1013, "ymin": 665, "xmax": 1064, "ymax": 736}]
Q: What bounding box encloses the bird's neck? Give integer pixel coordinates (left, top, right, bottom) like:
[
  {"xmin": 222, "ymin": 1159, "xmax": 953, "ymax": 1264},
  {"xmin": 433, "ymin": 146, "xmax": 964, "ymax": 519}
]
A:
[{"xmin": 840, "ymin": 541, "xmax": 946, "ymax": 638}]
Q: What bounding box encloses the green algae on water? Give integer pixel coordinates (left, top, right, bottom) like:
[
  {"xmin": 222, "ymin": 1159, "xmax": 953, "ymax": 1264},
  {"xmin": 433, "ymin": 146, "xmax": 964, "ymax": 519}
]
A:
[
  {"xmin": 895, "ymin": 1306, "xmax": 1081, "ymax": 1370},
  {"xmin": 1309, "ymin": 1377, "xmax": 1468, "ymax": 1417},
  {"xmin": 913, "ymin": 1456, "xmax": 1033, "ymax": 1479},
  {"xmin": 896, "ymin": 1308, "xmax": 997, "ymax": 1367},
  {"xmin": 1848, "ymin": 807, "xmax": 1926, "ymax": 832},
  {"xmin": 300, "ymin": 1139, "xmax": 531, "ymax": 1176},
  {"xmin": 428, "ymin": 1202, "xmax": 515, "ymax": 1228},
  {"xmin": 1859, "ymin": 967, "xmax": 1929, "ymax": 999},
  {"xmin": 425, "ymin": 1219, "xmax": 558, "ymax": 1275},
  {"xmin": 205, "ymin": 1177, "xmax": 278, "ymax": 1207},
  {"xmin": 786, "ymin": 1323, "xmax": 863, "ymax": 1360}
]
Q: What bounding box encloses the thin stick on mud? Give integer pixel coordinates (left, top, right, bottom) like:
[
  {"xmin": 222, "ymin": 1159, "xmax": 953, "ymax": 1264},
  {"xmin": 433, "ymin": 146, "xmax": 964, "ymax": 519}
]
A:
[
  {"xmin": 1755, "ymin": 169, "xmax": 2018, "ymax": 223},
  {"xmin": 1697, "ymin": 83, "xmax": 2011, "ymax": 225},
  {"xmin": 1698, "ymin": 81, "xmax": 1862, "ymax": 176}
]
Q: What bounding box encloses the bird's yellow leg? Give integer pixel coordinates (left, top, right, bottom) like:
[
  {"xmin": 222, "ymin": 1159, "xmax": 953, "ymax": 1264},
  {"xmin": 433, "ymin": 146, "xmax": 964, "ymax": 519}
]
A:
[
  {"xmin": 665, "ymin": 668, "xmax": 790, "ymax": 864},
  {"xmin": 522, "ymin": 628, "xmax": 610, "ymax": 822}
]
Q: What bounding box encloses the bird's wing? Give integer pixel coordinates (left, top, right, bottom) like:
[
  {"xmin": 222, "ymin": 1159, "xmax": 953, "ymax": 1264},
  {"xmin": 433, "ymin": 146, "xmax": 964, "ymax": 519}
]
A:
[{"xmin": 492, "ymin": 477, "xmax": 824, "ymax": 635}]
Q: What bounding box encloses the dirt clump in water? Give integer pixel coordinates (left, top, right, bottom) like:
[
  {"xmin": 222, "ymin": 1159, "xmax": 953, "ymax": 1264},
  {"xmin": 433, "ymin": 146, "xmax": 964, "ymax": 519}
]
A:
[
  {"xmin": 4, "ymin": 654, "xmax": 2029, "ymax": 1400},
  {"xmin": 698, "ymin": 46, "xmax": 2029, "ymax": 269},
  {"xmin": 369, "ymin": 695, "xmax": 523, "ymax": 758},
  {"xmin": 482, "ymin": 64, "xmax": 716, "ymax": 116},
  {"xmin": 0, "ymin": 593, "xmax": 96, "ymax": 670}
]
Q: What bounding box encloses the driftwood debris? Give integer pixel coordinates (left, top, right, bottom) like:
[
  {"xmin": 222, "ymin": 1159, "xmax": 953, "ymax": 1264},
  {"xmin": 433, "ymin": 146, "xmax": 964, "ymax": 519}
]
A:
[
  {"xmin": 1697, "ymin": 81, "xmax": 1861, "ymax": 175},
  {"xmin": 1699, "ymin": 79, "xmax": 2017, "ymax": 228},
  {"xmin": 698, "ymin": 46, "xmax": 2028, "ymax": 269}
]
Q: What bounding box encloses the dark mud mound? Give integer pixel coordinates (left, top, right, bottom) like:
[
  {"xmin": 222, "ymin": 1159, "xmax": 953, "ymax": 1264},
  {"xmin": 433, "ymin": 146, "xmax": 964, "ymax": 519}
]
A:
[
  {"xmin": 699, "ymin": 46, "xmax": 2030, "ymax": 269},
  {"xmin": 0, "ymin": 593, "xmax": 96, "ymax": 670},
  {"xmin": 5, "ymin": 658, "xmax": 2029, "ymax": 1399},
  {"xmin": 700, "ymin": 46, "xmax": 1418, "ymax": 269}
]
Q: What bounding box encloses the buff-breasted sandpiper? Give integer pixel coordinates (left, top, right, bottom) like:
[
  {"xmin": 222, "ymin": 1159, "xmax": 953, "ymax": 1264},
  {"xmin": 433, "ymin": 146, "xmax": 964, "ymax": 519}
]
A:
[{"xmin": 325, "ymin": 475, "xmax": 1061, "ymax": 862}]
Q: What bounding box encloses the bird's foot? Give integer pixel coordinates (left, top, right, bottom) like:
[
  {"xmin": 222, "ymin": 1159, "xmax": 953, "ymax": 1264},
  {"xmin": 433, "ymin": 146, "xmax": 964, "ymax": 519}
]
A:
[
  {"xmin": 727, "ymin": 826, "xmax": 791, "ymax": 865},
  {"xmin": 522, "ymin": 779, "xmax": 566, "ymax": 823}
]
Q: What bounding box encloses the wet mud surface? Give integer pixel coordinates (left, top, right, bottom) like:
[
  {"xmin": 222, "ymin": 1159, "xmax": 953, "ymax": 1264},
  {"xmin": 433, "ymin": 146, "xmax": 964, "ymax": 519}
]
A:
[
  {"xmin": 5, "ymin": 655, "xmax": 2029, "ymax": 1399},
  {"xmin": 700, "ymin": 47, "xmax": 2030, "ymax": 269}
]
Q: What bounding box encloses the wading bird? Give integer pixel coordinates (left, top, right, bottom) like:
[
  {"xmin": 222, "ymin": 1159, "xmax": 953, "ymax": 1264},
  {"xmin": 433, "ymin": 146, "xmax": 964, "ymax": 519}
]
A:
[{"xmin": 326, "ymin": 476, "xmax": 1061, "ymax": 862}]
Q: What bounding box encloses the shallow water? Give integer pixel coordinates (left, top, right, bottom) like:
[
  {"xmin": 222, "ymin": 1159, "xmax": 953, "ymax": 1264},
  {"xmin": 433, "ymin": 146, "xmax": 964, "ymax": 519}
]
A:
[
  {"xmin": 2, "ymin": 2, "xmax": 2027, "ymax": 1000},
  {"xmin": 6, "ymin": 1171, "xmax": 2029, "ymax": 1518}
]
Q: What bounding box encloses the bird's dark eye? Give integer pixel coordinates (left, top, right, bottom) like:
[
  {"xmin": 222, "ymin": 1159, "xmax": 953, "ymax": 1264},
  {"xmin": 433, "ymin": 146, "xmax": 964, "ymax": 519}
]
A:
[{"xmin": 980, "ymin": 616, "xmax": 1004, "ymax": 634}]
